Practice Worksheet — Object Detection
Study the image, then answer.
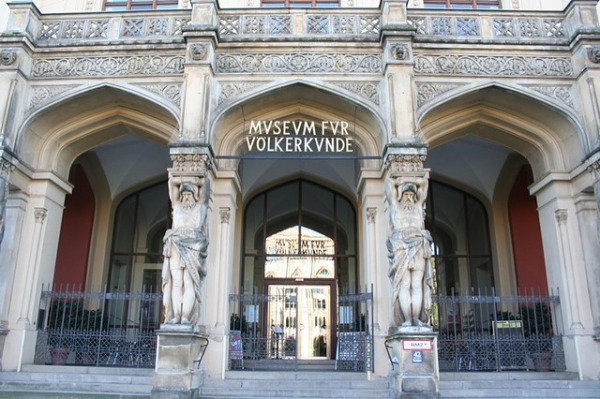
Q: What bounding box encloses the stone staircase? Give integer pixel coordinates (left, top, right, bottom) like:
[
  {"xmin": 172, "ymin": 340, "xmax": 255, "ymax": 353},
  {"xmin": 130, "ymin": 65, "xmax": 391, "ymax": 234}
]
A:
[
  {"xmin": 440, "ymin": 372, "xmax": 600, "ymax": 399},
  {"xmin": 198, "ymin": 370, "xmax": 391, "ymax": 399},
  {"xmin": 0, "ymin": 365, "xmax": 153, "ymax": 398},
  {"xmin": 2, "ymin": 366, "xmax": 600, "ymax": 399}
]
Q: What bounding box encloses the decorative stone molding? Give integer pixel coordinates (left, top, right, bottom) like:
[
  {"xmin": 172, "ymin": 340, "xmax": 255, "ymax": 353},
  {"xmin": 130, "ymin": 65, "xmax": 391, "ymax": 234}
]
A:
[
  {"xmin": 333, "ymin": 81, "xmax": 380, "ymax": 106},
  {"xmin": 32, "ymin": 55, "xmax": 185, "ymax": 78},
  {"xmin": 0, "ymin": 159, "xmax": 14, "ymax": 180},
  {"xmin": 367, "ymin": 208, "xmax": 376, "ymax": 224},
  {"xmin": 136, "ymin": 83, "xmax": 182, "ymax": 107},
  {"xmin": 555, "ymin": 209, "xmax": 568, "ymax": 225},
  {"xmin": 587, "ymin": 47, "xmax": 600, "ymax": 64},
  {"xmin": 220, "ymin": 208, "xmax": 231, "ymax": 224},
  {"xmin": 217, "ymin": 82, "xmax": 264, "ymax": 105},
  {"xmin": 385, "ymin": 154, "xmax": 427, "ymax": 174},
  {"xmin": 416, "ymin": 82, "xmax": 461, "ymax": 109},
  {"xmin": 414, "ymin": 55, "xmax": 572, "ymax": 77},
  {"xmin": 525, "ymin": 85, "xmax": 575, "ymax": 109},
  {"xmin": 190, "ymin": 43, "xmax": 208, "ymax": 61},
  {"xmin": 169, "ymin": 153, "xmax": 211, "ymax": 174},
  {"xmin": 28, "ymin": 85, "xmax": 78, "ymax": 110},
  {"xmin": 587, "ymin": 160, "xmax": 600, "ymax": 180},
  {"xmin": 34, "ymin": 208, "xmax": 48, "ymax": 224},
  {"xmin": 408, "ymin": 15, "xmax": 566, "ymax": 39},
  {"xmin": 216, "ymin": 53, "xmax": 382, "ymax": 74}
]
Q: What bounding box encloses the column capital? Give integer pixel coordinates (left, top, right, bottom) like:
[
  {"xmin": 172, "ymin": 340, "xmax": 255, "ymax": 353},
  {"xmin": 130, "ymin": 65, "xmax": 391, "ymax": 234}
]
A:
[{"xmin": 383, "ymin": 145, "xmax": 428, "ymax": 175}]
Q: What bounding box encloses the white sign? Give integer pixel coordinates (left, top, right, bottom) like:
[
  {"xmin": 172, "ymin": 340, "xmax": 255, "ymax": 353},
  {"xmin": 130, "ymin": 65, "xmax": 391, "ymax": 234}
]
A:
[
  {"xmin": 244, "ymin": 120, "xmax": 354, "ymax": 154},
  {"xmin": 402, "ymin": 339, "xmax": 433, "ymax": 351}
]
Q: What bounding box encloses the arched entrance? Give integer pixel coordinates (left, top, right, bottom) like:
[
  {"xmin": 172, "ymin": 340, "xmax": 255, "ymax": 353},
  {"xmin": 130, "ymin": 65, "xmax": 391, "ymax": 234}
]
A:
[{"xmin": 236, "ymin": 179, "xmax": 357, "ymax": 364}]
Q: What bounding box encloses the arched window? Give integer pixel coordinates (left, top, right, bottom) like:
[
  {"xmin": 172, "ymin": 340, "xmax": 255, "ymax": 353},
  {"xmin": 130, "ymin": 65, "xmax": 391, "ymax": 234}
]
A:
[
  {"xmin": 426, "ymin": 180, "xmax": 494, "ymax": 295},
  {"xmin": 108, "ymin": 181, "xmax": 169, "ymax": 295},
  {"xmin": 242, "ymin": 179, "xmax": 357, "ymax": 295}
]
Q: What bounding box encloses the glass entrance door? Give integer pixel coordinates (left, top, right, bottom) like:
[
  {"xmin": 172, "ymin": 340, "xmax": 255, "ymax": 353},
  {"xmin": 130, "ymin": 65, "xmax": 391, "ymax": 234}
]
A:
[{"xmin": 268, "ymin": 284, "xmax": 332, "ymax": 360}]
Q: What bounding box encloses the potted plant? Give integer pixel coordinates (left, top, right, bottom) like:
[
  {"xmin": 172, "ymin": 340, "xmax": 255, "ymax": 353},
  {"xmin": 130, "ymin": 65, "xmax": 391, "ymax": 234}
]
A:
[{"xmin": 521, "ymin": 303, "xmax": 553, "ymax": 371}]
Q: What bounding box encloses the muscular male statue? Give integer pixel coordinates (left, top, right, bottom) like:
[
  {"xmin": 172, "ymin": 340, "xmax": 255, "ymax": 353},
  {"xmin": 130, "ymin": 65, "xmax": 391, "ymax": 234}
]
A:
[
  {"xmin": 162, "ymin": 176, "xmax": 209, "ymax": 325},
  {"xmin": 386, "ymin": 176, "xmax": 433, "ymax": 327}
]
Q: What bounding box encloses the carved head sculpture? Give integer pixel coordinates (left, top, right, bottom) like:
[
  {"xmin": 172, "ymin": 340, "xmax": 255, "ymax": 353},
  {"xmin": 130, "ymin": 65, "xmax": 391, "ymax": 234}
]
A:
[{"xmin": 179, "ymin": 182, "xmax": 199, "ymax": 208}]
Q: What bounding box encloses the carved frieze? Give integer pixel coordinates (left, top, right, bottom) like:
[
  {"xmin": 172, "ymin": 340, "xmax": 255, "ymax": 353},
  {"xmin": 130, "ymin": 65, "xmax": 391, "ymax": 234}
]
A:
[
  {"xmin": 170, "ymin": 153, "xmax": 211, "ymax": 175},
  {"xmin": 416, "ymin": 82, "xmax": 461, "ymax": 108},
  {"xmin": 216, "ymin": 53, "xmax": 382, "ymax": 74},
  {"xmin": 414, "ymin": 55, "xmax": 572, "ymax": 77},
  {"xmin": 386, "ymin": 154, "xmax": 427, "ymax": 174},
  {"xmin": 32, "ymin": 55, "xmax": 185, "ymax": 78},
  {"xmin": 409, "ymin": 15, "xmax": 566, "ymax": 39}
]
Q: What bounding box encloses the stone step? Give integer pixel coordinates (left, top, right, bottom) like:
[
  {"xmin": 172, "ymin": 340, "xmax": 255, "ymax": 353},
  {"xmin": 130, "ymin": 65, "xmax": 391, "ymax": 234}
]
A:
[
  {"xmin": 0, "ymin": 366, "xmax": 153, "ymax": 397},
  {"xmin": 199, "ymin": 371, "xmax": 390, "ymax": 399},
  {"xmin": 439, "ymin": 372, "xmax": 600, "ymax": 399}
]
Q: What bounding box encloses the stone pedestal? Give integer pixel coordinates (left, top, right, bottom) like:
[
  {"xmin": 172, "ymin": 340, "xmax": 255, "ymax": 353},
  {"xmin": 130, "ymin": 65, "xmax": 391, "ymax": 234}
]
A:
[
  {"xmin": 151, "ymin": 324, "xmax": 209, "ymax": 399},
  {"xmin": 386, "ymin": 327, "xmax": 439, "ymax": 399}
]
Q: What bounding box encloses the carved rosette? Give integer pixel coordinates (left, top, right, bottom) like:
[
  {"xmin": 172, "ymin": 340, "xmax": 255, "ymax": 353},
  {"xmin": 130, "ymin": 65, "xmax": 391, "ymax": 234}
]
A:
[
  {"xmin": 555, "ymin": 209, "xmax": 568, "ymax": 225},
  {"xmin": 0, "ymin": 49, "xmax": 17, "ymax": 66},
  {"xmin": 169, "ymin": 153, "xmax": 212, "ymax": 176},
  {"xmin": 385, "ymin": 154, "xmax": 427, "ymax": 175},
  {"xmin": 588, "ymin": 47, "xmax": 600, "ymax": 64},
  {"xmin": 190, "ymin": 43, "xmax": 208, "ymax": 61}
]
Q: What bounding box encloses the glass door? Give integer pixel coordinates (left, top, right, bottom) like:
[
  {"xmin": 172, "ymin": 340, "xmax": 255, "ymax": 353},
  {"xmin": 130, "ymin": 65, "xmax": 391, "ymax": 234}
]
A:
[{"xmin": 267, "ymin": 284, "xmax": 332, "ymax": 360}]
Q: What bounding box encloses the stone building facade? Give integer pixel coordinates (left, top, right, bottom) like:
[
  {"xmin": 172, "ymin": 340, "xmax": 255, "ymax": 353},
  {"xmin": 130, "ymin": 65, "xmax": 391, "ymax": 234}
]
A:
[{"xmin": 0, "ymin": 0, "xmax": 599, "ymax": 383}]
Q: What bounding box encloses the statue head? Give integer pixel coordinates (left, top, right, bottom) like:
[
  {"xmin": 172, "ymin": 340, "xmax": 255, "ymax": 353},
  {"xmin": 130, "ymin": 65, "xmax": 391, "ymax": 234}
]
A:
[{"xmin": 179, "ymin": 182, "xmax": 199, "ymax": 208}]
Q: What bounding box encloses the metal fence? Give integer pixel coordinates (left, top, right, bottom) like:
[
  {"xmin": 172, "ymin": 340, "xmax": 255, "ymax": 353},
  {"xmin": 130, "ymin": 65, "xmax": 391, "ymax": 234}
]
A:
[
  {"xmin": 34, "ymin": 285, "xmax": 161, "ymax": 367},
  {"xmin": 432, "ymin": 288, "xmax": 565, "ymax": 372},
  {"xmin": 228, "ymin": 287, "xmax": 373, "ymax": 372}
]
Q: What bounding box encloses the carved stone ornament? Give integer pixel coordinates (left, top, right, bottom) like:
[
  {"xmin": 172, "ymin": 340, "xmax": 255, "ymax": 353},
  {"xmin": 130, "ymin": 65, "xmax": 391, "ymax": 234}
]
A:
[
  {"xmin": 391, "ymin": 44, "xmax": 408, "ymax": 61},
  {"xmin": 386, "ymin": 154, "xmax": 427, "ymax": 174},
  {"xmin": 416, "ymin": 82, "xmax": 461, "ymax": 109},
  {"xmin": 190, "ymin": 43, "xmax": 208, "ymax": 61},
  {"xmin": 0, "ymin": 49, "xmax": 16, "ymax": 66},
  {"xmin": 32, "ymin": 55, "xmax": 185, "ymax": 78},
  {"xmin": 588, "ymin": 47, "xmax": 600, "ymax": 64},
  {"xmin": 414, "ymin": 55, "xmax": 572, "ymax": 77},
  {"xmin": 334, "ymin": 81, "xmax": 380, "ymax": 106},
  {"xmin": 34, "ymin": 208, "xmax": 48, "ymax": 223},
  {"xmin": 367, "ymin": 208, "xmax": 376, "ymax": 224},
  {"xmin": 555, "ymin": 209, "xmax": 568, "ymax": 225},
  {"xmin": 220, "ymin": 208, "xmax": 231, "ymax": 224},
  {"xmin": 587, "ymin": 160, "xmax": 600, "ymax": 180},
  {"xmin": 169, "ymin": 153, "xmax": 211, "ymax": 175},
  {"xmin": 216, "ymin": 53, "xmax": 382, "ymax": 74},
  {"xmin": 0, "ymin": 159, "xmax": 13, "ymax": 180}
]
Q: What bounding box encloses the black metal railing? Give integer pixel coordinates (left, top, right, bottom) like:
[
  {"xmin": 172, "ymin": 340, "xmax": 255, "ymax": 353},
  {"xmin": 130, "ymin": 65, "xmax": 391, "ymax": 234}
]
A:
[
  {"xmin": 228, "ymin": 287, "xmax": 374, "ymax": 372},
  {"xmin": 432, "ymin": 287, "xmax": 565, "ymax": 372},
  {"xmin": 34, "ymin": 285, "xmax": 161, "ymax": 367}
]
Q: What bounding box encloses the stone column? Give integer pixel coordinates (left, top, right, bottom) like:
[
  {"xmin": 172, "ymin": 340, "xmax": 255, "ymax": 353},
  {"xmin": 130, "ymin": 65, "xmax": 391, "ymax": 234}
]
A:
[
  {"xmin": 152, "ymin": 147, "xmax": 212, "ymax": 399},
  {"xmin": 0, "ymin": 155, "xmax": 10, "ymax": 369},
  {"xmin": 383, "ymin": 146, "xmax": 439, "ymax": 399}
]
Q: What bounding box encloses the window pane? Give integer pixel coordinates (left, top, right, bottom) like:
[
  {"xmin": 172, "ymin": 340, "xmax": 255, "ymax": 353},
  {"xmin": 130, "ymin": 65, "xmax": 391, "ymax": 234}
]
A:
[
  {"xmin": 336, "ymin": 196, "xmax": 355, "ymax": 255},
  {"xmin": 467, "ymin": 196, "xmax": 490, "ymax": 255},
  {"xmin": 245, "ymin": 194, "xmax": 265, "ymax": 254},
  {"xmin": 431, "ymin": 183, "xmax": 467, "ymax": 255},
  {"xmin": 301, "ymin": 181, "xmax": 333, "ymax": 241},
  {"xmin": 266, "ymin": 182, "xmax": 299, "ymax": 242},
  {"xmin": 112, "ymin": 195, "xmax": 136, "ymax": 253}
]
